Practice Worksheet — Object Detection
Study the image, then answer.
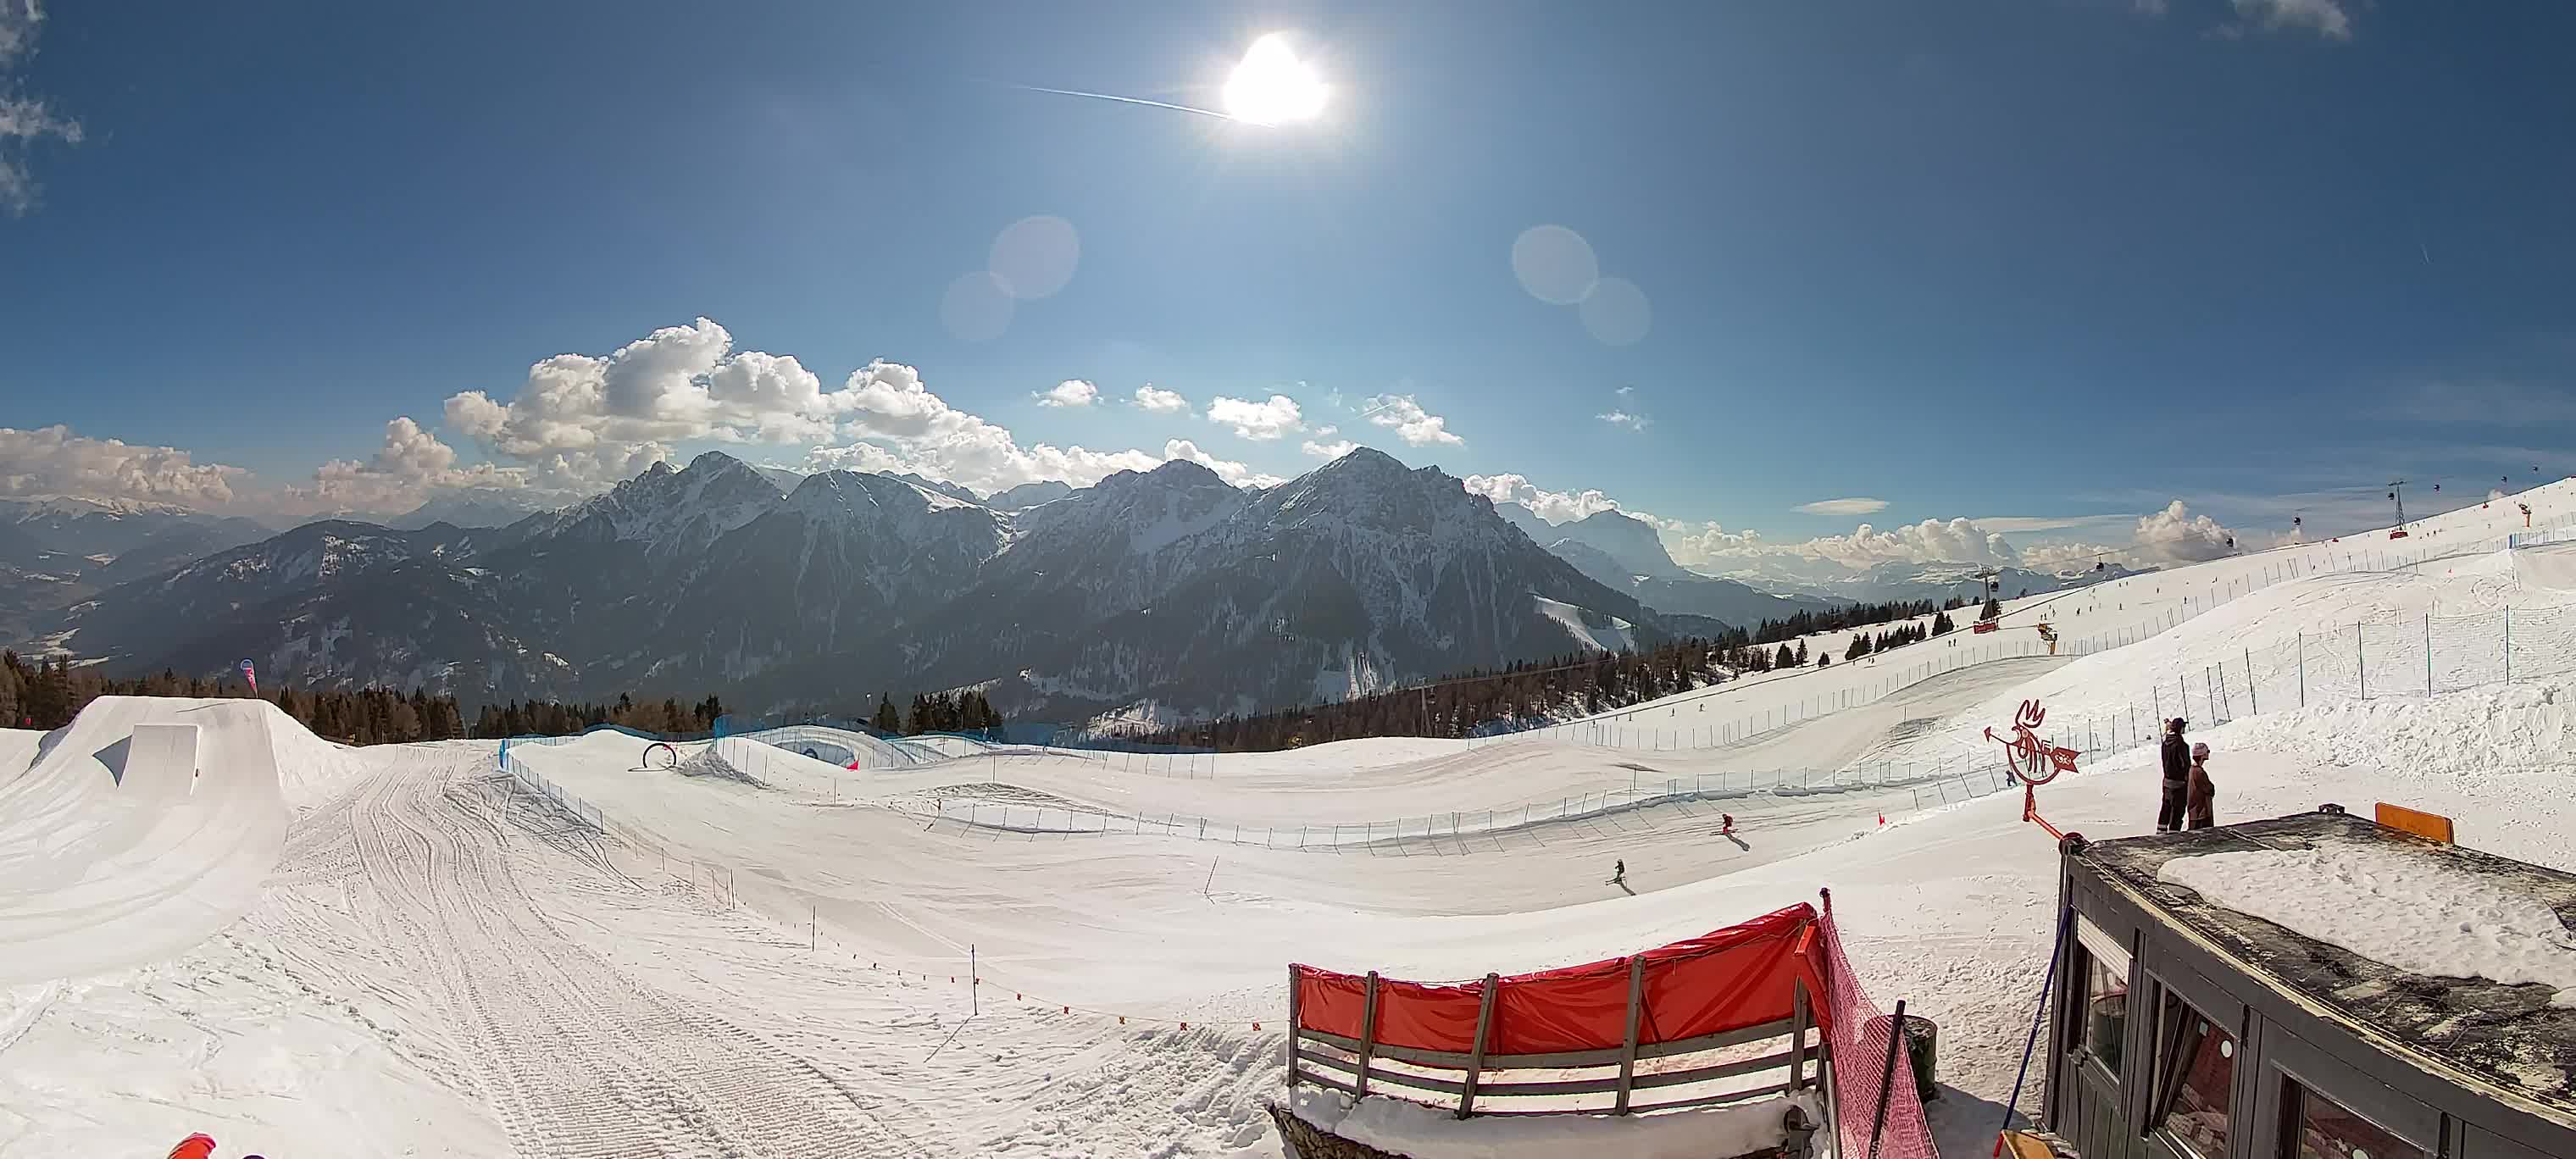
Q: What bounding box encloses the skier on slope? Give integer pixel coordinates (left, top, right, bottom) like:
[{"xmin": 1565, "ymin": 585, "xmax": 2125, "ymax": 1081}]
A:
[
  {"xmin": 1720, "ymin": 813, "xmax": 1735, "ymax": 836},
  {"xmin": 2157, "ymin": 718, "xmax": 2191, "ymax": 833},
  {"xmin": 1609, "ymin": 859, "xmax": 1626, "ymax": 887}
]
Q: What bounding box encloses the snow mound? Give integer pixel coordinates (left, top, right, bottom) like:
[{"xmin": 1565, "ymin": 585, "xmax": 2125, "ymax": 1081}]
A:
[
  {"xmin": 1291, "ymin": 1086, "xmax": 1817, "ymax": 1159},
  {"xmin": 0, "ymin": 696, "xmax": 295, "ymax": 984},
  {"xmin": 2159, "ymin": 843, "xmax": 2576, "ymax": 1006},
  {"xmin": 675, "ymin": 746, "xmax": 767, "ymax": 787}
]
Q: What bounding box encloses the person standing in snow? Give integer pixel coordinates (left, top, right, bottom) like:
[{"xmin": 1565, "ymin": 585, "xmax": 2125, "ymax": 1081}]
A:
[
  {"xmin": 1610, "ymin": 859, "xmax": 1626, "ymax": 887},
  {"xmin": 2157, "ymin": 718, "xmax": 2190, "ymax": 833},
  {"xmin": 2186, "ymin": 742, "xmax": 2216, "ymax": 830}
]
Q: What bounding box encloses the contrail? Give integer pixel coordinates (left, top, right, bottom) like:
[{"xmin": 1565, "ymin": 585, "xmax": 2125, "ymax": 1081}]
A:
[{"xmin": 1008, "ymin": 83, "xmax": 1235, "ymax": 120}]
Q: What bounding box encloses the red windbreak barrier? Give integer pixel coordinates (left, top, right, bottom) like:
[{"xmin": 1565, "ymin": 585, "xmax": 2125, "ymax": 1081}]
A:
[{"xmin": 1293, "ymin": 903, "xmax": 1826, "ymax": 1055}]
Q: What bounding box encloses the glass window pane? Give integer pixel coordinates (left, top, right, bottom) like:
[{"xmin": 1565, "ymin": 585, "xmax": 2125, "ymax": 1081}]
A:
[
  {"xmin": 2081, "ymin": 951, "xmax": 2129, "ymax": 1077},
  {"xmin": 2289, "ymin": 1080, "xmax": 2428, "ymax": 1159},
  {"xmin": 2157, "ymin": 1004, "xmax": 2235, "ymax": 1158},
  {"xmin": 2074, "ymin": 918, "xmax": 2130, "ymax": 1079}
]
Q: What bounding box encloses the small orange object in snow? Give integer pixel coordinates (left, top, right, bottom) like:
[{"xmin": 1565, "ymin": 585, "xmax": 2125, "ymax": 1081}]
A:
[{"xmin": 168, "ymin": 1136, "xmax": 217, "ymax": 1159}]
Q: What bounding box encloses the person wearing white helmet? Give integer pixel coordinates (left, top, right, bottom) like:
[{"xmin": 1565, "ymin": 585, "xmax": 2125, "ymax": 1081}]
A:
[{"xmin": 2185, "ymin": 741, "xmax": 2216, "ymax": 830}]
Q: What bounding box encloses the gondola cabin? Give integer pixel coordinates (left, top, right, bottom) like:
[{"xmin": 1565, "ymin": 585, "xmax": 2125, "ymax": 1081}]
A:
[{"xmin": 2040, "ymin": 808, "xmax": 2576, "ymax": 1159}]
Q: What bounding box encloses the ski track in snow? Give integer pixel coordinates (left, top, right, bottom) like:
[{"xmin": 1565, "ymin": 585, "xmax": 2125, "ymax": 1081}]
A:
[
  {"xmin": 340, "ymin": 749, "xmax": 916, "ymax": 1157},
  {"xmin": 14, "ymin": 483, "xmax": 2576, "ymax": 1156}
]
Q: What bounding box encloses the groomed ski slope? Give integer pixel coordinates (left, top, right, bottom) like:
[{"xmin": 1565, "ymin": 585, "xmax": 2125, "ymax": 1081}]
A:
[{"xmin": 6, "ymin": 480, "xmax": 2576, "ymax": 1156}]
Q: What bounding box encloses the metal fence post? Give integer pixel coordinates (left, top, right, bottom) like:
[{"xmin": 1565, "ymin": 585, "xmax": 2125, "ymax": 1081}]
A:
[
  {"xmin": 2358, "ymin": 624, "xmax": 2367, "ymax": 700},
  {"xmin": 2425, "ymin": 613, "xmax": 2434, "ymax": 694},
  {"xmin": 1354, "ymin": 972, "xmax": 1381, "ymax": 1097},
  {"xmin": 2246, "ymin": 648, "xmax": 2258, "ymax": 714},
  {"xmin": 2506, "ymin": 607, "xmax": 2513, "ymax": 682},
  {"xmin": 2297, "ymin": 630, "xmax": 2306, "ymax": 707}
]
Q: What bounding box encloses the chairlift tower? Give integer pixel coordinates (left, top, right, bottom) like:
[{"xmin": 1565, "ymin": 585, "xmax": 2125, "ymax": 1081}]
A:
[{"xmin": 2388, "ymin": 480, "xmax": 2412, "ymax": 540}]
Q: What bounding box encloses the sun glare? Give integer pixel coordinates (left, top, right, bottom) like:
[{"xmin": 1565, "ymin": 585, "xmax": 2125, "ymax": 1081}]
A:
[{"xmin": 1222, "ymin": 34, "xmax": 1327, "ymax": 125}]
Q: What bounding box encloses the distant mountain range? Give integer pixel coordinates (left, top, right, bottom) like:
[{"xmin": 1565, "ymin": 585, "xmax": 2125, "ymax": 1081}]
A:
[
  {"xmin": 37, "ymin": 449, "xmax": 1688, "ymax": 723},
  {"xmin": 0, "ymin": 496, "xmax": 273, "ymax": 647},
  {"xmin": 1502, "ymin": 507, "xmax": 1844, "ymax": 626}
]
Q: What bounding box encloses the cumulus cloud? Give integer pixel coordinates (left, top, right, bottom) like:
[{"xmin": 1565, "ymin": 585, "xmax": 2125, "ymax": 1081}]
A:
[
  {"xmin": 2227, "ymin": 0, "xmax": 2351, "ymax": 39},
  {"xmin": 1363, "ymin": 393, "xmax": 1464, "ymax": 447},
  {"xmin": 285, "ymin": 417, "xmax": 542, "ymax": 517},
  {"xmin": 2133, "ymin": 500, "xmax": 2238, "ymax": 563},
  {"xmin": 1301, "ymin": 426, "xmax": 1356, "ymax": 459},
  {"xmin": 1163, "ymin": 439, "xmax": 1286, "ymax": 489},
  {"xmin": 0, "ymin": 424, "xmax": 247, "ymax": 506},
  {"xmin": 1207, "ymin": 394, "xmax": 1306, "ymax": 441},
  {"xmin": 1133, "ymin": 384, "xmax": 1191, "ymax": 414},
  {"xmin": 0, "ymin": 0, "xmax": 83, "ymax": 216},
  {"xmin": 443, "ymin": 318, "xmax": 863, "ymax": 481},
  {"xmin": 1462, "ymin": 473, "xmax": 1624, "ymax": 524},
  {"xmin": 1795, "ymin": 497, "xmax": 1889, "ymax": 517},
  {"xmin": 1596, "ymin": 410, "xmax": 1650, "ymax": 432},
  {"xmin": 1035, "ymin": 380, "xmax": 1098, "ymax": 408}
]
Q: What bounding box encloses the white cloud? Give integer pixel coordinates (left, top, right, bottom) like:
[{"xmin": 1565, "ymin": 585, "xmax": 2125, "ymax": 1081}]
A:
[
  {"xmin": 1795, "ymin": 497, "xmax": 1888, "ymax": 516},
  {"xmin": 1299, "ymin": 425, "xmax": 1354, "ymax": 458},
  {"xmin": 2229, "ymin": 0, "xmax": 2351, "ymax": 39},
  {"xmin": 1596, "ymin": 410, "xmax": 1650, "ymax": 432},
  {"xmin": 0, "ymin": 424, "xmax": 247, "ymax": 506},
  {"xmin": 1207, "ymin": 394, "xmax": 1306, "ymax": 441},
  {"xmin": 1361, "ymin": 393, "xmax": 1464, "ymax": 447},
  {"xmin": 1462, "ymin": 473, "xmax": 1624, "ymax": 524},
  {"xmin": 2133, "ymin": 500, "xmax": 2239, "ymax": 563},
  {"xmin": 1657, "ymin": 522, "xmax": 1766, "ymax": 572},
  {"xmin": 1035, "ymin": 380, "xmax": 1098, "ymax": 408},
  {"xmin": 286, "ymin": 417, "xmax": 541, "ymax": 518},
  {"xmin": 1133, "ymin": 385, "xmax": 1191, "ymax": 414},
  {"xmin": 0, "ymin": 0, "xmax": 82, "ymax": 216},
  {"xmin": 1163, "ymin": 438, "xmax": 1286, "ymax": 489}
]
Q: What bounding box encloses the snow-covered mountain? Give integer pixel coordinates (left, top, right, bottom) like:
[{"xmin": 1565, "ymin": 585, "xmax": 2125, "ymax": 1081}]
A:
[
  {"xmin": 0, "ymin": 496, "xmax": 275, "ymax": 648},
  {"xmin": 391, "ymin": 489, "xmax": 559, "ymax": 530},
  {"xmin": 986, "ymin": 480, "xmax": 1074, "ymax": 510},
  {"xmin": 1543, "ymin": 509, "xmax": 1688, "ymax": 580},
  {"xmin": 55, "ymin": 449, "xmax": 1683, "ymax": 719},
  {"xmin": 1717, "ymin": 558, "xmax": 2142, "ymax": 606}
]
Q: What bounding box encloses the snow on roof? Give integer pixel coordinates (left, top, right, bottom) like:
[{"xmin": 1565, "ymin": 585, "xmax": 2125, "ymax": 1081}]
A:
[
  {"xmin": 2081, "ymin": 812, "xmax": 2576, "ymax": 1117},
  {"xmin": 2159, "ymin": 842, "xmax": 2576, "ymax": 1008}
]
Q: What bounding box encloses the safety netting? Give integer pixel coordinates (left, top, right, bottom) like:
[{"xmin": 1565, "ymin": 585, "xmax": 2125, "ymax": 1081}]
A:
[{"xmin": 1818, "ymin": 894, "xmax": 1940, "ymax": 1159}]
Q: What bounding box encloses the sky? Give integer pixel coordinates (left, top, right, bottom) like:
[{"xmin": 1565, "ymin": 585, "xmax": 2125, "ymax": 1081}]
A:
[{"xmin": 4, "ymin": 0, "xmax": 2575, "ymax": 574}]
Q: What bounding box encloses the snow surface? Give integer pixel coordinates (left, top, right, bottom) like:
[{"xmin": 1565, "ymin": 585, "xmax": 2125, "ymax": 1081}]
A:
[
  {"xmin": 2159, "ymin": 844, "xmax": 2576, "ymax": 1007},
  {"xmin": 1292, "ymin": 1085, "xmax": 1818, "ymax": 1159},
  {"xmin": 10, "ymin": 481, "xmax": 2576, "ymax": 1156}
]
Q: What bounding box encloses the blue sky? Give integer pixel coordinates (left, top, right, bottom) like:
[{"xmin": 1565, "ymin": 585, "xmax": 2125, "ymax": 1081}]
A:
[{"xmin": 4, "ymin": 0, "xmax": 2573, "ymax": 568}]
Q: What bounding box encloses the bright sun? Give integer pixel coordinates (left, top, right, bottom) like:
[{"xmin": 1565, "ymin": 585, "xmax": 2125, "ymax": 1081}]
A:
[{"xmin": 1221, "ymin": 34, "xmax": 1327, "ymax": 125}]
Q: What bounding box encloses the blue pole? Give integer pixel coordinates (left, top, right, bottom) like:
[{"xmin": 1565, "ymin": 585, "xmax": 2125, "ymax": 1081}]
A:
[{"xmin": 1996, "ymin": 905, "xmax": 2077, "ymax": 1151}]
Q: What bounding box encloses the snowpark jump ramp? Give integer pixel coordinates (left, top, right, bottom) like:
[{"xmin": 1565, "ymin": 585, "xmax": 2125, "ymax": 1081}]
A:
[{"xmin": 0, "ymin": 696, "xmax": 295, "ymax": 984}]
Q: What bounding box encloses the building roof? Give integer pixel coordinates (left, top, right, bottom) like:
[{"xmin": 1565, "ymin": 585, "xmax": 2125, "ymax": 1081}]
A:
[{"xmin": 2074, "ymin": 810, "xmax": 2576, "ymax": 1123}]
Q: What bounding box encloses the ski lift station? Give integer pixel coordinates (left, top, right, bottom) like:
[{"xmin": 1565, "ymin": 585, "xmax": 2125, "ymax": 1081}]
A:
[{"xmin": 2037, "ymin": 809, "xmax": 2576, "ymax": 1159}]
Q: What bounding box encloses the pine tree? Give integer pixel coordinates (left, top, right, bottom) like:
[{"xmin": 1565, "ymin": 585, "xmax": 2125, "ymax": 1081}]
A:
[
  {"xmin": 1793, "ymin": 640, "xmax": 1809, "ymax": 666},
  {"xmin": 1982, "ymin": 596, "xmax": 2002, "ymax": 621},
  {"xmin": 872, "ymin": 694, "xmax": 900, "ymax": 734}
]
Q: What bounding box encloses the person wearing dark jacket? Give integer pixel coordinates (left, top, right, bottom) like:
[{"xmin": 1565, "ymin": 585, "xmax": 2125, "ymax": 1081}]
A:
[
  {"xmin": 2157, "ymin": 718, "xmax": 2190, "ymax": 833},
  {"xmin": 2186, "ymin": 742, "xmax": 2215, "ymax": 830}
]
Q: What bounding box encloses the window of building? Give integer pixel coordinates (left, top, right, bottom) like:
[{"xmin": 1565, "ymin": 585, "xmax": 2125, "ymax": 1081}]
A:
[
  {"xmin": 2284, "ymin": 1079, "xmax": 2429, "ymax": 1159},
  {"xmin": 2074, "ymin": 918, "xmax": 2131, "ymax": 1079},
  {"xmin": 2150, "ymin": 991, "xmax": 2235, "ymax": 1159}
]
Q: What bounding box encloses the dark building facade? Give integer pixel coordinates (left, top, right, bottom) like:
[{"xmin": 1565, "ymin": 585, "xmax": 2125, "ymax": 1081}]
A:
[{"xmin": 2042, "ymin": 810, "xmax": 2576, "ymax": 1159}]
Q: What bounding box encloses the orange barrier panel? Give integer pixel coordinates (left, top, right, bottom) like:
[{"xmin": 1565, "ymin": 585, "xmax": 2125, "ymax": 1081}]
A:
[
  {"xmin": 1292, "ymin": 903, "xmax": 1827, "ymax": 1053},
  {"xmin": 2374, "ymin": 802, "xmax": 2456, "ymax": 844}
]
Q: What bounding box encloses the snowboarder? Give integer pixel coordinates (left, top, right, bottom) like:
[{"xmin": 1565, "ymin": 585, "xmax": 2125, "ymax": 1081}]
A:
[
  {"xmin": 1720, "ymin": 813, "xmax": 1735, "ymax": 835},
  {"xmin": 2157, "ymin": 718, "xmax": 2190, "ymax": 833},
  {"xmin": 1608, "ymin": 859, "xmax": 1626, "ymax": 887},
  {"xmin": 2186, "ymin": 743, "xmax": 2216, "ymax": 830}
]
